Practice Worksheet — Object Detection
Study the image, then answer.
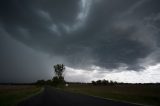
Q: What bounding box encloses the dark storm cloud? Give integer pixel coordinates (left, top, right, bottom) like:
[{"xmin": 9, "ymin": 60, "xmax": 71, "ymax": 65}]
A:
[{"xmin": 1, "ymin": 0, "xmax": 160, "ymax": 75}]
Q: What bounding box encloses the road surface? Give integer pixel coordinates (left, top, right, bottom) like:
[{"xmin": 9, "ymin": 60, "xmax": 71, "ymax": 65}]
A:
[{"xmin": 18, "ymin": 86, "xmax": 142, "ymax": 106}]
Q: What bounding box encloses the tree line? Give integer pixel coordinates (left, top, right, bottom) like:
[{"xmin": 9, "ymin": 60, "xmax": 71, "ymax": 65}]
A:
[{"xmin": 91, "ymin": 79, "xmax": 118, "ymax": 85}]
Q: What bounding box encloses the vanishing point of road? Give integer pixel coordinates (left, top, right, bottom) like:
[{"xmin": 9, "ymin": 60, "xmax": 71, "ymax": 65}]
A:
[{"xmin": 18, "ymin": 86, "xmax": 143, "ymax": 106}]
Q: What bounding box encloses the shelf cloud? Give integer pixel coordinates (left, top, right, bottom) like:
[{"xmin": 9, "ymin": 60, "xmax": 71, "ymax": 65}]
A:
[{"xmin": 0, "ymin": 0, "xmax": 160, "ymax": 82}]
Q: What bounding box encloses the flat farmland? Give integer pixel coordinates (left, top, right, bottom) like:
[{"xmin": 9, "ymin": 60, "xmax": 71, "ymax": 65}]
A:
[
  {"xmin": 0, "ymin": 85, "xmax": 41, "ymax": 106},
  {"xmin": 64, "ymin": 84, "xmax": 160, "ymax": 106}
]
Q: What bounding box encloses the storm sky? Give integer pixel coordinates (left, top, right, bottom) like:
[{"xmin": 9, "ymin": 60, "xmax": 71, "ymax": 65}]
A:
[{"xmin": 0, "ymin": 0, "xmax": 160, "ymax": 83}]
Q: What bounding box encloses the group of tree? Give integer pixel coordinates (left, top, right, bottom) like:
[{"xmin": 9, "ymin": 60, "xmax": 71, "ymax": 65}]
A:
[
  {"xmin": 91, "ymin": 79, "xmax": 118, "ymax": 85},
  {"xmin": 36, "ymin": 64, "xmax": 65, "ymax": 86},
  {"xmin": 91, "ymin": 80, "xmax": 160, "ymax": 86}
]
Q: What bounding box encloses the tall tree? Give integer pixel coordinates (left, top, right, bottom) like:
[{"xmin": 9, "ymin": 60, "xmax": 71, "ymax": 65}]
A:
[
  {"xmin": 53, "ymin": 64, "xmax": 65, "ymax": 78},
  {"xmin": 53, "ymin": 64, "xmax": 65, "ymax": 86}
]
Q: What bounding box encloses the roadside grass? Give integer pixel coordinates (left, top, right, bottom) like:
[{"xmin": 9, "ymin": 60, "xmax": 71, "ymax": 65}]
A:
[
  {"xmin": 63, "ymin": 84, "xmax": 160, "ymax": 106},
  {"xmin": 0, "ymin": 85, "xmax": 41, "ymax": 106}
]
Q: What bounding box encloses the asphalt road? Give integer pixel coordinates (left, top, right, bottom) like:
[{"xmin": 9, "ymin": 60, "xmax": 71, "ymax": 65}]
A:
[{"xmin": 18, "ymin": 86, "xmax": 142, "ymax": 106}]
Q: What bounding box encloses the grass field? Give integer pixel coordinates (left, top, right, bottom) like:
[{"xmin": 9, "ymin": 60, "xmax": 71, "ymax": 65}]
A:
[
  {"xmin": 63, "ymin": 84, "xmax": 160, "ymax": 106},
  {"xmin": 0, "ymin": 85, "xmax": 42, "ymax": 106},
  {"xmin": 1, "ymin": 84, "xmax": 159, "ymax": 106}
]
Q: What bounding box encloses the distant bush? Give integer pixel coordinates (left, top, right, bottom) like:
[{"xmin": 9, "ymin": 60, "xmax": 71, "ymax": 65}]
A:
[
  {"xmin": 35, "ymin": 80, "xmax": 46, "ymax": 86},
  {"xmin": 52, "ymin": 76, "xmax": 65, "ymax": 86}
]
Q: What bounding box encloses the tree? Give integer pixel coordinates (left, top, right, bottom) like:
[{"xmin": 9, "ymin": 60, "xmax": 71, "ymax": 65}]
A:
[
  {"xmin": 52, "ymin": 64, "xmax": 65, "ymax": 86},
  {"xmin": 96, "ymin": 80, "xmax": 102, "ymax": 85},
  {"xmin": 102, "ymin": 79, "xmax": 109, "ymax": 85},
  {"xmin": 54, "ymin": 64, "xmax": 65, "ymax": 78},
  {"xmin": 91, "ymin": 81, "xmax": 96, "ymax": 85}
]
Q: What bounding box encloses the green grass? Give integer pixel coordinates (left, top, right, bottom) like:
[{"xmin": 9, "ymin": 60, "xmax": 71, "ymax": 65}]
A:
[
  {"xmin": 0, "ymin": 85, "xmax": 42, "ymax": 106},
  {"xmin": 63, "ymin": 84, "xmax": 160, "ymax": 106}
]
